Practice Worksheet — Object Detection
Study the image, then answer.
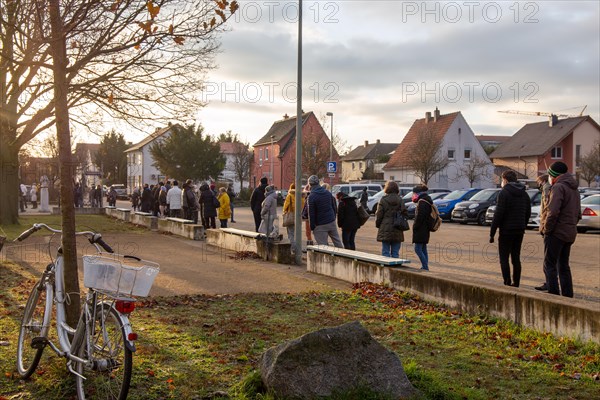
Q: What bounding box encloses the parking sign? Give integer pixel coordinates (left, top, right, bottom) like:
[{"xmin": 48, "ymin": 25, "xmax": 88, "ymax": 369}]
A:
[{"xmin": 327, "ymin": 161, "xmax": 337, "ymax": 173}]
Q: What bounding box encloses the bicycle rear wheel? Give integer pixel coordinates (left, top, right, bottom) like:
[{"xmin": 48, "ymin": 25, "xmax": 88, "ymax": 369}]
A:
[
  {"xmin": 16, "ymin": 278, "xmax": 53, "ymax": 378},
  {"xmin": 75, "ymin": 303, "xmax": 132, "ymax": 400}
]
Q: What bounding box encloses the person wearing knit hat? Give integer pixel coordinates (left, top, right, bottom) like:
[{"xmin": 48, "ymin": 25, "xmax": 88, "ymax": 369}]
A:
[
  {"xmin": 250, "ymin": 177, "xmax": 269, "ymax": 232},
  {"xmin": 308, "ymin": 175, "xmax": 320, "ymax": 187},
  {"xmin": 538, "ymin": 160, "xmax": 580, "ymax": 297},
  {"xmin": 411, "ymin": 184, "xmax": 433, "ymax": 269}
]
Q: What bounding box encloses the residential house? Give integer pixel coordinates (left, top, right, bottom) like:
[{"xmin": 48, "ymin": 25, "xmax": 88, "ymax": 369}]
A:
[
  {"xmin": 125, "ymin": 125, "xmax": 175, "ymax": 193},
  {"xmin": 476, "ymin": 135, "xmax": 511, "ymax": 154},
  {"xmin": 219, "ymin": 141, "xmax": 252, "ymax": 192},
  {"xmin": 489, "ymin": 115, "xmax": 600, "ymax": 186},
  {"xmin": 252, "ymin": 112, "xmax": 340, "ymax": 190},
  {"xmin": 74, "ymin": 143, "xmax": 101, "ymax": 189},
  {"xmin": 340, "ymin": 140, "xmax": 398, "ymax": 182},
  {"xmin": 383, "ymin": 108, "xmax": 495, "ymax": 189}
]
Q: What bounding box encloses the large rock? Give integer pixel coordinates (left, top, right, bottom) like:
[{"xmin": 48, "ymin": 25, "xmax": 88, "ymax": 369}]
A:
[{"xmin": 259, "ymin": 321, "xmax": 418, "ymax": 399}]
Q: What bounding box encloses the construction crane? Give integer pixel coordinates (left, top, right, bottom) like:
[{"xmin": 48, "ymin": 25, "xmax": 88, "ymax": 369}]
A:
[{"xmin": 498, "ymin": 105, "xmax": 587, "ymax": 118}]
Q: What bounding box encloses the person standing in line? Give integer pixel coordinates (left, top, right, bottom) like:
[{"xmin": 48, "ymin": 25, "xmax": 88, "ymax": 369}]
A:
[
  {"xmin": 217, "ymin": 187, "xmax": 231, "ymax": 228},
  {"xmin": 199, "ymin": 182, "xmax": 217, "ymax": 229},
  {"xmin": 539, "ymin": 162, "xmax": 581, "ymax": 297},
  {"xmin": 307, "ymin": 175, "xmax": 343, "ymax": 247},
  {"xmin": 131, "ymin": 187, "xmax": 140, "ymax": 211},
  {"xmin": 360, "ymin": 187, "xmax": 369, "ymax": 210},
  {"xmin": 534, "ymin": 174, "xmax": 552, "ymax": 291},
  {"xmin": 106, "ymin": 185, "xmax": 117, "ymax": 207},
  {"xmin": 158, "ymin": 186, "xmax": 168, "ymax": 218},
  {"xmin": 227, "ymin": 185, "xmax": 237, "ymax": 223},
  {"xmin": 20, "ymin": 183, "xmax": 28, "ymax": 211},
  {"xmin": 166, "ymin": 180, "xmax": 182, "ymax": 217},
  {"xmin": 489, "ymin": 171, "xmax": 531, "ymax": 287},
  {"xmin": 250, "ymin": 177, "xmax": 268, "ymax": 232},
  {"xmin": 260, "ymin": 185, "xmax": 279, "ymax": 238},
  {"xmin": 94, "ymin": 184, "xmax": 103, "ymax": 208},
  {"xmin": 375, "ymin": 180, "xmax": 407, "ymax": 258},
  {"xmin": 336, "ymin": 192, "xmax": 361, "ymax": 250},
  {"xmin": 412, "ymin": 185, "xmax": 434, "ymax": 271},
  {"xmin": 30, "ymin": 185, "xmax": 38, "ymax": 209},
  {"xmin": 301, "ymin": 184, "xmax": 313, "ymax": 246},
  {"xmin": 283, "ymin": 183, "xmax": 303, "ymax": 254}
]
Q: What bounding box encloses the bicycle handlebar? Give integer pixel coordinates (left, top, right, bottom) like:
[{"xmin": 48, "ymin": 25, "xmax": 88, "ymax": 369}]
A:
[
  {"xmin": 15, "ymin": 226, "xmax": 40, "ymax": 241},
  {"xmin": 93, "ymin": 235, "xmax": 114, "ymax": 254},
  {"xmin": 14, "ymin": 223, "xmax": 100, "ymax": 243}
]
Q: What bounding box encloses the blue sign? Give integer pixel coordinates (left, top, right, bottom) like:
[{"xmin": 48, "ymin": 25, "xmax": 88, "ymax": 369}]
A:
[{"xmin": 327, "ymin": 161, "xmax": 337, "ymax": 173}]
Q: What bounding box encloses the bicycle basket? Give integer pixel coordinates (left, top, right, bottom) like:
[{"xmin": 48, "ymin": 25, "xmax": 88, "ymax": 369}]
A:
[{"xmin": 82, "ymin": 253, "xmax": 159, "ymax": 297}]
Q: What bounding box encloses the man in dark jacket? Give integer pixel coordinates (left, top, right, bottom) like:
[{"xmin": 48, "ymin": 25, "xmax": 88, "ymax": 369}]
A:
[
  {"xmin": 336, "ymin": 192, "xmax": 361, "ymax": 250},
  {"xmin": 538, "ymin": 162, "xmax": 581, "ymax": 297},
  {"xmin": 250, "ymin": 177, "xmax": 268, "ymax": 232},
  {"xmin": 490, "ymin": 170, "xmax": 531, "ymax": 287},
  {"xmin": 307, "ymin": 175, "xmax": 343, "ymax": 247},
  {"xmin": 199, "ymin": 183, "xmax": 217, "ymax": 229},
  {"xmin": 412, "ymin": 185, "xmax": 434, "ymax": 270}
]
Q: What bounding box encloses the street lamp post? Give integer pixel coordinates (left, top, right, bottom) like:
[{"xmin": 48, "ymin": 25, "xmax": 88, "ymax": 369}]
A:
[
  {"xmin": 270, "ymin": 135, "xmax": 275, "ymax": 186},
  {"xmin": 326, "ymin": 112, "xmax": 333, "ymax": 183}
]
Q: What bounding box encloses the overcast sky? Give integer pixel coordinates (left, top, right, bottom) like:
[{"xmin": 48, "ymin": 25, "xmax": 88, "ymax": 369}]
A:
[{"xmin": 141, "ymin": 1, "xmax": 600, "ymax": 150}]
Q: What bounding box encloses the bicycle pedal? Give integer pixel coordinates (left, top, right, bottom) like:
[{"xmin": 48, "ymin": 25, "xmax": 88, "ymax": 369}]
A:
[{"xmin": 31, "ymin": 336, "xmax": 49, "ymax": 349}]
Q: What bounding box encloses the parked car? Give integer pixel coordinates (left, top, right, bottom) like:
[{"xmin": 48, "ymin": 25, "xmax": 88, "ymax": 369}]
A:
[
  {"xmin": 485, "ymin": 189, "xmax": 542, "ymax": 225},
  {"xmin": 366, "ymin": 187, "xmax": 413, "ymax": 214},
  {"xmin": 433, "ymin": 188, "xmax": 482, "ymax": 220},
  {"xmin": 581, "ymin": 190, "xmax": 600, "ymax": 200},
  {"xmin": 406, "ymin": 192, "xmax": 449, "ymax": 219},
  {"xmin": 276, "ymin": 189, "xmax": 288, "ymax": 206},
  {"xmin": 348, "ymin": 189, "xmax": 378, "ymax": 199},
  {"xmin": 451, "ymin": 188, "xmax": 501, "ymax": 225},
  {"xmin": 331, "ymin": 183, "xmax": 383, "ymax": 197},
  {"xmin": 111, "ymin": 184, "xmax": 128, "ymax": 200},
  {"xmin": 578, "ymin": 194, "xmax": 600, "ymax": 233},
  {"xmin": 528, "ymin": 205, "xmax": 541, "ymax": 229}
]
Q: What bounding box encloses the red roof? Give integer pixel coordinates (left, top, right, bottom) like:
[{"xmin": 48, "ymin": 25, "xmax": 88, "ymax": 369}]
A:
[{"xmin": 384, "ymin": 112, "xmax": 460, "ymax": 169}]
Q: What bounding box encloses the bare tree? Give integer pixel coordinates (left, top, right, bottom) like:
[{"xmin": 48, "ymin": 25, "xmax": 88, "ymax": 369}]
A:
[
  {"xmin": 407, "ymin": 126, "xmax": 449, "ymax": 185},
  {"xmin": 231, "ymin": 142, "xmax": 252, "ymax": 190},
  {"xmin": 0, "ymin": 0, "xmax": 238, "ymax": 224},
  {"xmin": 459, "ymin": 156, "xmax": 491, "ymax": 187},
  {"xmin": 578, "ymin": 141, "xmax": 600, "ymax": 186}
]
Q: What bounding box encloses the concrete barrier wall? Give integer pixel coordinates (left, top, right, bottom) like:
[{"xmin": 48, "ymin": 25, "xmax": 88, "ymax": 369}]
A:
[
  {"xmin": 206, "ymin": 230, "xmax": 293, "ymax": 264},
  {"xmin": 53, "ymin": 207, "xmax": 105, "ymax": 215},
  {"xmin": 130, "ymin": 213, "xmax": 158, "ymax": 230},
  {"xmin": 157, "ymin": 219, "xmax": 204, "ymax": 240},
  {"xmin": 307, "ymin": 250, "xmax": 599, "ymax": 343}
]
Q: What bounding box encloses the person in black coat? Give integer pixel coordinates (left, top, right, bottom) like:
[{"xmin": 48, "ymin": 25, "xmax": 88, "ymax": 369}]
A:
[
  {"xmin": 337, "ymin": 192, "xmax": 361, "ymax": 250},
  {"xmin": 140, "ymin": 184, "xmax": 152, "ymax": 212},
  {"xmin": 412, "ymin": 185, "xmax": 433, "ymax": 271},
  {"xmin": 490, "ymin": 170, "xmax": 532, "ymax": 287},
  {"xmin": 250, "ymin": 177, "xmax": 268, "ymax": 232},
  {"xmin": 199, "ymin": 183, "xmax": 217, "ymax": 229}
]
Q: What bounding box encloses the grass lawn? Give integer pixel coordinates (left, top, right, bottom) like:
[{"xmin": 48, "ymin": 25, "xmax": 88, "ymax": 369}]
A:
[
  {"xmin": 0, "ymin": 214, "xmax": 147, "ymax": 241},
  {"xmin": 0, "ymin": 257, "xmax": 598, "ymax": 399}
]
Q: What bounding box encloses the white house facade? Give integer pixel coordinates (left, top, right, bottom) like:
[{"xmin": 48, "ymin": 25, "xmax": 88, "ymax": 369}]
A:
[{"xmin": 125, "ymin": 126, "xmax": 173, "ymax": 194}]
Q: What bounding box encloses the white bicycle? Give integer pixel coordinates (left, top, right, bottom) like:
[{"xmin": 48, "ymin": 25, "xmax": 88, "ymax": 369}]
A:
[{"xmin": 14, "ymin": 223, "xmax": 159, "ymax": 399}]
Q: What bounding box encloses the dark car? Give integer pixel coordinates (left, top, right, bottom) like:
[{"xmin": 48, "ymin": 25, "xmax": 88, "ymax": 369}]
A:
[
  {"xmin": 434, "ymin": 188, "xmax": 483, "ymax": 220},
  {"xmin": 451, "ymin": 188, "xmax": 501, "ymax": 225},
  {"xmin": 485, "ymin": 189, "xmax": 541, "ymax": 225},
  {"xmin": 406, "ymin": 192, "xmax": 449, "ymax": 219}
]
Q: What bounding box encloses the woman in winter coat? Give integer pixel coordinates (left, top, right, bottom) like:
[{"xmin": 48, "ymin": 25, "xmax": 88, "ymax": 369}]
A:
[
  {"xmin": 141, "ymin": 184, "xmax": 152, "ymax": 212},
  {"xmin": 283, "ymin": 183, "xmax": 304, "ymax": 254},
  {"xmin": 131, "ymin": 188, "xmax": 140, "ymax": 211},
  {"xmin": 260, "ymin": 185, "xmax": 279, "ymax": 237},
  {"xmin": 336, "ymin": 192, "xmax": 361, "ymax": 250},
  {"xmin": 158, "ymin": 186, "xmax": 168, "ymax": 217},
  {"xmin": 301, "ymin": 184, "xmax": 313, "ymax": 245},
  {"xmin": 217, "ymin": 187, "xmax": 231, "ymax": 228},
  {"xmin": 375, "ymin": 180, "xmax": 407, "ymax": 258},
  {"xmin": 199, "ymin": 183, "xmax": 217, "ymax": 229},
  {"xmin": 412, "ymin": 184, "xmax": 433, "ymax": 270}
]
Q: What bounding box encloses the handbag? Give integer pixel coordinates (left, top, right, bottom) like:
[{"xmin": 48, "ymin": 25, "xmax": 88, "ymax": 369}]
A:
[
  {"xmin": 393, "ymin": 210, "xmax": 410, "ymax": 231},
  {"xmin": 357, "ymin": 205, "xmax": 370, "ymax": 226},
  {"xmin": 213, "ymin": 195, "xmax": 220, "ymax": 208},
  {"xmin": 282, "ymin": 212, "xmax": 295, "ymax": 227}
]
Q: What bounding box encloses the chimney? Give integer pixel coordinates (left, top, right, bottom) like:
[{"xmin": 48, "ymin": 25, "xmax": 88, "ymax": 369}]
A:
[
  {"xmin": 434, "ymin": 107, "xmax": 440, "ymax": 122},
  {"xmin": 549, "ymin": 114, "xmax": 558, "ymax": 127},
  {"xmin": 425, "ymin": 112, "xmax": 432, "ymax": 123},
  {"xmin": 283, "ymin": 113, "xmax": 289, "ymax": 120},
  {"xmin": 364, "ymin": 140, "xmax": 369, "ymax": 147},
  {"xmin": 376, "ymin": 139, "xmax": 380, "ymax": 144}
]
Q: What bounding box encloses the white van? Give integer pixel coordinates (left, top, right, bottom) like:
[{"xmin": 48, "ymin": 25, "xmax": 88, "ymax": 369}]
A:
[{"xmin": 331, "ymin": 183, "xmax": 383, "ymax": 197}]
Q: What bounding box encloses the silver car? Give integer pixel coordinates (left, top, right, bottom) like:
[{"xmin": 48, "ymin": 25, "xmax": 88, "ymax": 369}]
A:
[{"xmin": 578, "ymin": 194, "xmax": 600, "ymax": 233}]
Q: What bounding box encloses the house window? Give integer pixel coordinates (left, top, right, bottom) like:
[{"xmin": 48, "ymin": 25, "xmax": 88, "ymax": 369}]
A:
[
  {"xmin": 576, "ymin": 144, "xmax": 581, "ymax": 166},
  {"xmin": 259, "ymin": 148, "xmax": 263, "ymax": 163},
  {"xmin": 352, "ymin": 162, "xmax": 355, "ymax": 170},
  {"xmin": 464, "ymin": 149, "xmax": 471, "ymax": 160},
  {"xmin": 359, "ymin": 162, "xmax": 363, "ymax": 170},
  {"xmin": 389, "ymin": 176, "xmax": 395, "ymax": 181},
  {"xmin": 265, "ymin": 148, "xmax": 269, "ymax": 160},
  {"xmin": 448, "ymin": 149, "xmax": 455, "ymax": 160},
  {"xmin": 551, "ymin": 146, "xmax": 562, "ymax": 159},
  {"xmin": 458, "ymin": 128, "xmax": 462, "ymax": 134}
]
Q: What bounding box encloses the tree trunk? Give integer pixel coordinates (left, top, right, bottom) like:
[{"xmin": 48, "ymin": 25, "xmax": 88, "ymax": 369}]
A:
[
  {"xmin": 0, "ymin": 139, "xmax": 20, "ymax": 225},
  {"xmin": 49, "ymin": 0, "xmax": 80, "ymax": 327}
]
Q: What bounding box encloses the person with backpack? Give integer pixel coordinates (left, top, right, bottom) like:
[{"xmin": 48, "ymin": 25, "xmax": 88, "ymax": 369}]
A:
[
  {"xmin": 412, "ymin": 184, "xmax": 434, "ymax": 271},
  {"xmin": 375, "ymin": 180, "xmax": 407, "ymax": 258},
  {"xmin": 336, "ymin": 192, "xmax": 361, "ymax": 250}
]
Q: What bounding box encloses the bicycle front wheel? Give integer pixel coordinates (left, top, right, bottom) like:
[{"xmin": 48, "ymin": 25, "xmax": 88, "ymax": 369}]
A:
[
  {"xmin": 16, "ymin": 278, "xmax": 53, "ymax": 378},
  {"xmin": 75, "ymin": 303, "xmax": 132, "ymax": 400}
]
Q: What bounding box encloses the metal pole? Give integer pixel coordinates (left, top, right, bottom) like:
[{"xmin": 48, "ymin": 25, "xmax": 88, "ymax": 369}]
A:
[
  {"xmin": 326, "ymin": 112, "xmax": 333, "ymax": 184},
  {"xmin": 270, "ymin": 135, "xmax": 274, "ymax": 185},
  {"xmin": 294, "ymin": 0, "xmax": 303, "ymax": 265}
]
